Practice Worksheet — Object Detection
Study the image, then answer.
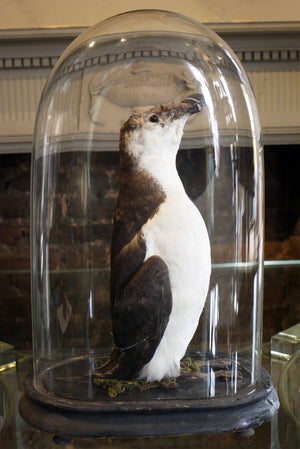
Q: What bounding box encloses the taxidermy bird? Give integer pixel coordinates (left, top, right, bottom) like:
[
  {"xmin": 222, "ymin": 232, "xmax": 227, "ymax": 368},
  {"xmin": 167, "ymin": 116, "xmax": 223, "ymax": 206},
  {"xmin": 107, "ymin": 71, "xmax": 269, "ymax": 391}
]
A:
[{"xmin": 96, "ymin": 93, "xmax": 211, "ymax": 382}]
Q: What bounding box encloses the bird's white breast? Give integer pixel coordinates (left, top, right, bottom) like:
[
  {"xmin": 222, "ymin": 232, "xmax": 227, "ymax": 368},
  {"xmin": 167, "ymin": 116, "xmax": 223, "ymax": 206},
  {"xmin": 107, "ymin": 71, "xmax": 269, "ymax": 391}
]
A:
[{"xmin": 139, "ymin": 190, "xmax": 211, "ymax": 381}]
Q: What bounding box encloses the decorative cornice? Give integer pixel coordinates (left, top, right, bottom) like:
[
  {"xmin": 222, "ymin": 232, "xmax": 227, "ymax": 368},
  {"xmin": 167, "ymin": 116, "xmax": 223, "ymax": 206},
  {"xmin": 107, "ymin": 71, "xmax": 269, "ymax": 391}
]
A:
[
  {"xmin": 0, "ymin": 22, "xmax": 299, "ymax": 151},
  {"xmin": 0, "ymin": 22, "xmax": 299, "ymax": 71},
  {"xmin": 0, "ymin": 50, "xmax": 300, "ymax": 70},
  {"xmin": 237, "ymin": 49, "xmax": 300, "ymax": 64},
  {"xmin": 1, "ymin": 48, "xmax": 299, "ymax": 71},
  {"xmin": 0, "ymin": 56, "xmax": 58, "ymax": 70}
]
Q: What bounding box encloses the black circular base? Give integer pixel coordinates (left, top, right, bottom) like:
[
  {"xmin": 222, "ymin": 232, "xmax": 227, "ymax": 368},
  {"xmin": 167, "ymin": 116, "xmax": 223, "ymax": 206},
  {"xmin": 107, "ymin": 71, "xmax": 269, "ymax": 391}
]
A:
[{"xmin": 19, "ymin": 366, "xmax": 279, "ymax": 438}]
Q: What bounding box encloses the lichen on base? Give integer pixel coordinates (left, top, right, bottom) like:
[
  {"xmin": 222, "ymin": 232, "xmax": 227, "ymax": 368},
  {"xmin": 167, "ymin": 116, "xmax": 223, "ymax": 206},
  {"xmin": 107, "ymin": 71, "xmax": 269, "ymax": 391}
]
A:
[{"xmin": 93, "ymin": 356, "xmax": 200, "ymax": 397}]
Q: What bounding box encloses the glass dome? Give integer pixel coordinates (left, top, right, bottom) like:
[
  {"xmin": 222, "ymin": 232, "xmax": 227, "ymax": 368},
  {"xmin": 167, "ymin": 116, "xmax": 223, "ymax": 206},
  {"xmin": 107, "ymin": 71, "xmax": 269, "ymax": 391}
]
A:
[{"xmin": 24, "ymin": 9, "xmax": 278, "ymax": 436}]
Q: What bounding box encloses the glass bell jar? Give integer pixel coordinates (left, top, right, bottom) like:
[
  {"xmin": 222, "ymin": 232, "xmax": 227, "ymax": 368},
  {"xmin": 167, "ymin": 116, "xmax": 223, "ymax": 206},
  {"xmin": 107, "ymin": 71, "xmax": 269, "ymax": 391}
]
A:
[{"xmin": 20, "ymin": 9, "xmax": 279, "ymax": 438}]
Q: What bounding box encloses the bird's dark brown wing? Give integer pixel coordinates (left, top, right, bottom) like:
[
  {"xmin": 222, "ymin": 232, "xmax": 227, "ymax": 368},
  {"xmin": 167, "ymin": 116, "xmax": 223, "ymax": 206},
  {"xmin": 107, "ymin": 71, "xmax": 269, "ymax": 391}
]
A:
[
  {"xmin": 97, "ymin": 254, "xmax": 172, "ymax": 380},
  {"xmin": 96, "ymin": 155, "xmax": 171, "ymax": 380}
]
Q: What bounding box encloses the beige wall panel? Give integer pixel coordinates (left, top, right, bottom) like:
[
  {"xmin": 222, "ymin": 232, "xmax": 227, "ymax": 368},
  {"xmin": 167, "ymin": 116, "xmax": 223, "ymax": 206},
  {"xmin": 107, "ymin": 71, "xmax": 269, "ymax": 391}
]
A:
[{"xmin": 1, "ymin": 0, "xmax": 300, "ymax": 30}]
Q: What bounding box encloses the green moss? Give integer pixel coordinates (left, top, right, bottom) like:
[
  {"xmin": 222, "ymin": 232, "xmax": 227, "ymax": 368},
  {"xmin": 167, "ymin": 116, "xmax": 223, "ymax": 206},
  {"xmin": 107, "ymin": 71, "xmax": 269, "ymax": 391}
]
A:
[
  {"xmin": 94, "ymin": 377, "xmax": 178, "ymax": 398},
  {"xmin": 180, "ymin": 357, "xmax": 199, "ymax": 373},
  {"xmin": 94, "ymin": 356, "xmax": 200, "ymax": 398}
]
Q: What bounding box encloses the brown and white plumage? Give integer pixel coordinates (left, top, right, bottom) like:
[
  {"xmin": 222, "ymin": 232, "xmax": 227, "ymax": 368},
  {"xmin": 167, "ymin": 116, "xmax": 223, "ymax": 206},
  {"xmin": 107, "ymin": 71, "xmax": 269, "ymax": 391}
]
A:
[{"xmin": 96, "ymin": 94, "xmax": 211, "ymax": 381}]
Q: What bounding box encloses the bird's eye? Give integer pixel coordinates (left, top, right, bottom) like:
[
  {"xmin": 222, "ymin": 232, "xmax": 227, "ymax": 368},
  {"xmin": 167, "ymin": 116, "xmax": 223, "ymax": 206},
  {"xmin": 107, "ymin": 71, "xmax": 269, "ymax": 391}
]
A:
[{"xmin": 149, "ymin": 114, "xmax": 159, "ymax": 123}]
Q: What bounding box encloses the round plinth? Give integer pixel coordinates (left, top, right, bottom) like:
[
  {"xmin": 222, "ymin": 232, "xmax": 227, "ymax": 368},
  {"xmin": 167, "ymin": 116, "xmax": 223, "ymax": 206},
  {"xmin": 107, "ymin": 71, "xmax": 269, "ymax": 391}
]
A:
[{"xmin": 19, "ymin": 358, "xmax": 279, "ymax": 438}]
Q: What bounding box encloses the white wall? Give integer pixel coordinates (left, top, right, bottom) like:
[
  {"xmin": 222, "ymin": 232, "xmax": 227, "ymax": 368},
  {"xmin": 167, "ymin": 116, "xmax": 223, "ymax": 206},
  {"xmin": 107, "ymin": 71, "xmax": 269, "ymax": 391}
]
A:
[{"xmin": 1, "ymin": 0, "xmax": 300, "ymax": 30}]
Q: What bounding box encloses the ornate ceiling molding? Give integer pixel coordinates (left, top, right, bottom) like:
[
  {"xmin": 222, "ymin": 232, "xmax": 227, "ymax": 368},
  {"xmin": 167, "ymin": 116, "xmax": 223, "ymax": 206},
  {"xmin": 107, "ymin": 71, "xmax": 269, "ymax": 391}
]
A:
[
  {"xmin": 0, "ymin": 22, "xmax": 299, "ymax": 153},
  {"xmin": 0, "ymin": 48, "xmax": 299, "ymax": 71},
  {"xmin": 0, "ymin": 56, "xmax": 58, "ymax": 70}
]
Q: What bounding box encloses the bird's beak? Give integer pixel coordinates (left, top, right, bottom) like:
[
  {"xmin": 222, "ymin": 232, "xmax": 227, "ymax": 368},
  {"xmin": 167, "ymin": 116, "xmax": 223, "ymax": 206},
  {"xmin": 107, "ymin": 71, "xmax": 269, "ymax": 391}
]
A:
[{"xmin": 181, "ymin": 93, "xmax": 206, "ymax": 115}]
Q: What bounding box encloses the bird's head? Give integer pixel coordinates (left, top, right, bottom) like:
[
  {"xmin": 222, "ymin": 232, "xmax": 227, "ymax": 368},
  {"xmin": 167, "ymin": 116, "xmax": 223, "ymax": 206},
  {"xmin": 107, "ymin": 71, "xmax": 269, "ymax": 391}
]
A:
[{"xmin": 119, "ymin": 94, "xmax": 206, "ymax": 167}]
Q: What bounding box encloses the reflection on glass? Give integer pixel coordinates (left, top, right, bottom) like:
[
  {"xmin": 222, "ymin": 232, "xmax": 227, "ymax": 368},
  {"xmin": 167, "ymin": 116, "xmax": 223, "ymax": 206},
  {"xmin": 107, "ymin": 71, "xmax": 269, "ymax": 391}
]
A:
[{"xmin": 31, "ymin": 10, "xmax": 264, "ymax": 403}]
